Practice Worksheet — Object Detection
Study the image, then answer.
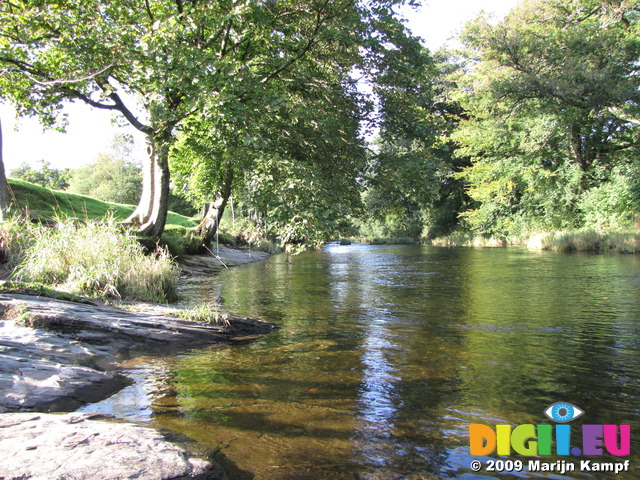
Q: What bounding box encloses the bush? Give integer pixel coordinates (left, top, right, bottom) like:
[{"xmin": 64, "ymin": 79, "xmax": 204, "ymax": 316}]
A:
[
  {"xmin": 578, "ymin": 166, "xmax": 640, "ymax": 230},
  {"xmin": 14, "ymin": 219, "xmax": 179, "ymax": 302},
  {"xmin": 160, "ymin": 229, "xmax": 204, "ymax": 256},
  {"xmin": 369, "ymin": 237, "xmax": 415, "ymax": 245}
]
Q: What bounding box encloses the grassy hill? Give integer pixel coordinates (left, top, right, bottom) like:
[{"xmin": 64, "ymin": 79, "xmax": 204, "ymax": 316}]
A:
[{"xmin": 8, "ymin": 178, "xmax": 197, "ymax": 230}]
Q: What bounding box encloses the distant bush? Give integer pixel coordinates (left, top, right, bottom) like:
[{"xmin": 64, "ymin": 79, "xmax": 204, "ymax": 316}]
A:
[
  {"xmin": 67, "ymin": 154, "xmax": 142, "ymax": 205},
  {"xmin": 369, "ymin": 237, "xmax": 415, "ymax": 245},
  {"xmin": 13, "ymin": 219, "xmax": 179, "ymax": 302}
]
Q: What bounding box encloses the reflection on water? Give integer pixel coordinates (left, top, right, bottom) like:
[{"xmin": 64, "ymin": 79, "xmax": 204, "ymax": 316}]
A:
[
  {"xmin": 81, "ymin": 245, "xmax": 640, "ymax": 479},
  {"xmin": 354, "ymin": 312, "xmax": 402, "ymax": 469}
]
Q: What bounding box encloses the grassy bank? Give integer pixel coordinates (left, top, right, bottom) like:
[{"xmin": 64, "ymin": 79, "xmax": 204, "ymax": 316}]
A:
[
  {"xmin": 8, "ymin": 178, "xmax": 197, "ymax": 229},
  {"xmin": 426, "ymin": 229, "xmax": 640, "ymax": 253},
  {"xmin": 1, "ymin": 179, "xmax": 199, "ymax": 302}
]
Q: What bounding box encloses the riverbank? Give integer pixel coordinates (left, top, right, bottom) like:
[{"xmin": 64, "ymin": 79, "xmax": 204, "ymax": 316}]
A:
[
  {"xmin": 423, "ymin": 229, "xmax": 640, "ymax": 253},
  {"xmin": 0, "ymin": 247, "xmax": 274, "ymax": 479}
]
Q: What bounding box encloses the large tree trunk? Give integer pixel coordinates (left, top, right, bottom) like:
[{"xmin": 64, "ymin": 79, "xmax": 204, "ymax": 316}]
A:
[
  {"xmin": 198, "ymin": 167, "xmax": 234, "ymax": 245},
  {"xmin": 0, "ymin": 119, "xmax": 11, "ymax": 221},
  {"xmin": 125, "ymin": 131, "xmax": 171, "ymax": 238}
]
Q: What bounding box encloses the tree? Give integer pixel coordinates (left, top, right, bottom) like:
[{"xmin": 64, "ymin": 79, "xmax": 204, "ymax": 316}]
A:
[
  {"xmin": 1, "ymin": 0, "xmax": 418, "ymax": 239},
  {"xmin": 0, "ymin": 118, "xmax": 10, "ymax": 221},
  {"xmin": 168, "ymin": 0, "xmax": 425, "ymax": 247},
  {"xmin": 451, "ymin": 0, "xmax": 640, "ymax": 236},
  {"xmin": 171, "ymin": 73, "xmax": 367, "ymax": 247},
  {"xmin": 10, "ymin": 160, "xmax": 71, "ymax": 190},
  {"xmin": 362, "ymin": 41, "xmax": 470, "ymax": 240},
  {"xmin": 68, "ymin": 154, "xmax": 142, "ymax": 205}
]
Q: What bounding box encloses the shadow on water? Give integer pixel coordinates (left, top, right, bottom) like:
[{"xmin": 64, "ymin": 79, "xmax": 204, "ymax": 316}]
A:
[{"xmin": 80, "ymin": 245, "xmax": 640, "ymax": 479}]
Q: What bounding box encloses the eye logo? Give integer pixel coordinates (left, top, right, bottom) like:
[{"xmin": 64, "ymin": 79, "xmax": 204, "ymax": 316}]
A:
[{"xmin": 544, "ymin": 402, "xmax": 584, "ymax": 423}]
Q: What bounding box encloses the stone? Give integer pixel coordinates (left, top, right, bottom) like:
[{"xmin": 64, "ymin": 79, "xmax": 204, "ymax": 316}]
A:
[
  {"xmin": 0, "ymin": 293, "xmax": 277, "ymax": 413},
  {"xmin": 0, "ymin": 412, "xmax": 226, "ymax": 480},
  {"xmin": 179, "ymin": 246, "xmax": 271, "ymax": 276}
]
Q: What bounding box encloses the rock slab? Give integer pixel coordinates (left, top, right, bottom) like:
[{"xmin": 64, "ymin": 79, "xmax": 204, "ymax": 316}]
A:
[
  {"xmin": 0, "ymin": 412, "xmax": 226, "ymax": 480},
  {"xmin": 0, "ymin": 293, "xmax": 278, "ymax": 412}
]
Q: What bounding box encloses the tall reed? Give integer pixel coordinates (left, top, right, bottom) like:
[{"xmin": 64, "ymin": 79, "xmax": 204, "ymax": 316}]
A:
[{"xmin": 13, "ymin": 219, "xmax": 179, "ymax": 302}]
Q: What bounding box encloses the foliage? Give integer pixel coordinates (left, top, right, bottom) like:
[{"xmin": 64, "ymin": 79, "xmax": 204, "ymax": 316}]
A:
[
  {"xmin": 0, "ymin": 0, "xmax": 421, "ymax": 239},
  {"xmin": 159, "ymin": 229, "xmax": 203, "ymax": 257},
  {"xmin": 361, "ymin": 49, "xmax": 470, "ymax": 240},
  {"xmin": 68, "ymin": 154, "xmax": 142, "ymax": 205},
  {"xmin": 452, "ymin": 0, "xmax": 640, "ymax": 237},
  {"xmin": 13, "ymin": 219, "xmax": 179, "ymax": 302},
  {"xmin": 167, "ymin": 191, "xmax": 198, "ymax": 217},
  {"xmin": 368, "ymin": 237, "xmax": 415, "ymax": 245},
  {"xmin": 167, "ymin": 0, "xmax": 437, "ymax": 249},
  {"xmin": 10, "ymin": 160, "xmax": 71, "ymax": 190},
  {"xmin": 577, "ymin": 164, "xmax": 640, "ymax": 230}
]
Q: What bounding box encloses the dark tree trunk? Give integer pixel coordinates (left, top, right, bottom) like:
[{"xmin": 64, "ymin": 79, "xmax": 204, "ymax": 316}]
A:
[
  {"xmin": 198, "ymin": 167, "xmax": 234, "ymax": 245},
  {"xmin": 0, "ymin": 119, "xmax": 11, "ymax": 221}
]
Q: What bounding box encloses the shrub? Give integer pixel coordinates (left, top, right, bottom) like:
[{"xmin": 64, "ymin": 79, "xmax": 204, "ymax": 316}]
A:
[
  {"xmin": 14, "ymin": 219, "xmax": 179, "ymax": 302},
  {"xmin": 160, "ymin": 229, "xmax": 204, "ymax": 256},
  {"xmin": 369, "ymin": 237, "xmax": 415, "ymax": 245}
]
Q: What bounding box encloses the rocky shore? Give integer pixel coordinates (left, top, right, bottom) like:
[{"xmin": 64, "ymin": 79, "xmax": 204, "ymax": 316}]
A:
[
  {"xmin": 0, "ymin": 247, "xmax": 274, "ymax": 480},
  {"xmin": 0, "ymin": 412, "xmax": 226, "ymax": 480}
]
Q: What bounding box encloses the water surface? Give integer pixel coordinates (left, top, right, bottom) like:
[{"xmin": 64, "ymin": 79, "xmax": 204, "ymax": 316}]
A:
[{"xmin": 81, "ymin": 245, "xmax": 640, "ymax": 479}]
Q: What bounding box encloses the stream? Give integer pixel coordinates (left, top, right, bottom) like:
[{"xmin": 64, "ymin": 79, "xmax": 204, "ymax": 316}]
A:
[{"xmin": 79, "ymin": 245, "xmax": 640, "ymax": 479}]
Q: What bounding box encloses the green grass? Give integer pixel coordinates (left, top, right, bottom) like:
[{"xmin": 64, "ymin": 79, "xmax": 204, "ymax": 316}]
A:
[
  {"xmin": 8, "ymin": 178, "xmax": 196, "ymax": 228},
  {"xmin": 0, "ymin": 281, "xmax": 98, "ymax": 304},
  {"xmin": 176, "ymin": 304, "xmax": 230, "ymax": 326},
  {"xmin": 12, "ymin": 219, "xmax": 180, "ymax": 302}
]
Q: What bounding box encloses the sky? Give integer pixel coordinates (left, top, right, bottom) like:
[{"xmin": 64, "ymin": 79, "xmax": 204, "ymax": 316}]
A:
[{"xmin": 0, "ymin": 0, "xmax": 521, "ymax": 173}]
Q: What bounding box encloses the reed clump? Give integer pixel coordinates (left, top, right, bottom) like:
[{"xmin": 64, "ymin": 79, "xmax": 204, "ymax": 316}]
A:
[
  {"xmin": 526, "ymin": 229, "xmax": 640, "ymax": 253},
  {"xmin": 177, "ymin": 304, "xmax": 230, "ymax": 326},
  {"xmin": 6, "ymin": 218, "xmax": 179, "ymax": 302}
]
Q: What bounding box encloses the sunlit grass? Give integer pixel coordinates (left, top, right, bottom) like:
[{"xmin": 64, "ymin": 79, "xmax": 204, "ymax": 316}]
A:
[
  {"xmin": 176, "ymin": 304, "xmax": 230, "ymax": 326},
  {"xmin": 429, "ymin": 228, "xmax": 640, "ymax": 253},
  {"xmin": 426, "ymin": 233, "xmax": 506, "ymax": 247},
  {"xmin": 526, "ymin": 229, "xmax": 640, "ymax": 253},
  {"xmin": 11, "ymin": 219, "xmax": 180, "ymax": 302},
  {"xmin": 8, "ymin": 178, "xmax": 197, "ymax": 228}
]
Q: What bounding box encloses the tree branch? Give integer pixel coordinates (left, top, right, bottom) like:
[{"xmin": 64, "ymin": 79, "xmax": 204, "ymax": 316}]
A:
[{"xmin": 144, "ymin": 0, "xmax": 155, "ymax": 23}]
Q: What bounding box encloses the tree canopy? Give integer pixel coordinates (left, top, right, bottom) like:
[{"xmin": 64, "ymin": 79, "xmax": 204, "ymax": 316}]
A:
[
  {"xmin": 2, "ymin": 0, "xmax": 639, "ymax": 245},
  {"xmin": 450, "ymin": 0, "xmax": 640, "ymax": 236},
  {"xmin": 1, "ymin": 0, "xmax": 423, "ymax": 243}
]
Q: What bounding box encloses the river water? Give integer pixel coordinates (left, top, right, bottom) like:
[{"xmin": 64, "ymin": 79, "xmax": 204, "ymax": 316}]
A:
[{"xmin": 82, "ymin": 245, "xmax": 640, "ymax": 479}]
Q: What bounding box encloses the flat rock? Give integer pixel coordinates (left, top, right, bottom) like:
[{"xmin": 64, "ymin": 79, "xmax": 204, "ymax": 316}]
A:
[
  {"xmin": 179, "ymin": 247, "xmax": 271, "ymax": 276},
  {"xmin": 0, "ymin": 412, "xmax": 226, "ymax": 480},
  {"xmin": 0, "ymin": 294, "xmax": 278, "ymax": 412}
]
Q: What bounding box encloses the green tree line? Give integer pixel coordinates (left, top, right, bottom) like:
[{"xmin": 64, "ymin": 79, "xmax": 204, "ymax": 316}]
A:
[{"xmin": 1, "ymin": 0, "xmax": 638, "ymax": 247}]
